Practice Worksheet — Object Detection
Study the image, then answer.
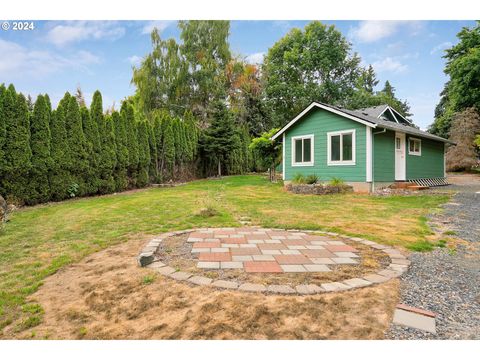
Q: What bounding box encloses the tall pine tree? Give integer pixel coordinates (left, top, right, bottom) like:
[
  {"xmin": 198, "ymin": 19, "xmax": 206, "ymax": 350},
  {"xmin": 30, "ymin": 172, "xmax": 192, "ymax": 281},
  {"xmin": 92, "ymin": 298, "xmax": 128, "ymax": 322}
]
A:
[
  {"xmin": 136, "ymin": 120, "xmax": 150, "ymax": 187},
  {"xmin": 122, "ymin": 102, "xmax": 139, "ymax": 187},
  {"xmin": 0, "ymin": 84, "xmax": 6, "ymax": 196},
  {"xmin": 112, "ymin": 110, "xmax": 129, "ymax": 191}
]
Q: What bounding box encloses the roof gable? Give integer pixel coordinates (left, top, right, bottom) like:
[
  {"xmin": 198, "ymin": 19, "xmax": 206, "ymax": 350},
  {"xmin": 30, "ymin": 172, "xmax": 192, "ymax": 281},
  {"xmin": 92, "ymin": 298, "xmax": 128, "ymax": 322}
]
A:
[{"xmin": 271, "ymin": 102, "xmax": 375, "ymax": 141}]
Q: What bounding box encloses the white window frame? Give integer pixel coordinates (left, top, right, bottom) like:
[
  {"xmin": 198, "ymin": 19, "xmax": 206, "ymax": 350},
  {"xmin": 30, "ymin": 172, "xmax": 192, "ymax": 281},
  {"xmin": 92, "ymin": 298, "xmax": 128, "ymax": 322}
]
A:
[
  {"xmin": 408, "ymin": 137, "xmax": 422, "ymax": 156},
  {"xmin": 291, "ymin": 134, "xmax": 314, "ymax": 167},
  {"xmin": 327, "ymin": 129, "xmax": 356, "ymax": 166}
]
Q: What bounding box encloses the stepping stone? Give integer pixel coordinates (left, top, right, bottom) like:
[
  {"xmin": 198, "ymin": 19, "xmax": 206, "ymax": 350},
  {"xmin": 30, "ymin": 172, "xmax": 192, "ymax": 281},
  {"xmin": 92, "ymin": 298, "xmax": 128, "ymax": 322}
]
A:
[
  {"xmin": 304, "ymin": 264, "xmax": 331, "ymax": 272},
  {"xmin": 169, "ymin": 271, "xmax": 192, "ymax": 281},
  {"xmin": 295, "ymin": 284, "xmax": 323, "ymax": 295},
  {"xmin": 252, "ymin": 255, "xmax": 275, "ymax": 261},
  {"xmin": 281, "ymin": 249, "xmax": 301, "ymax": 255},
  {"xmin": 311, "ymin": 258, "xmax": 335, "ymax": 265},
  {"xmin": 334, "ymin": 252, "xmax": 359, "ymax": 258},
  {"xmin": 301, "ymin": 249, "xmax": 335, "ymax": 258},
  {"xmin": 265, "ymin": 239, "xmax": 282, "ymax": 244},
  {"xmin": 212, "ymin": 280, "xmax": 239, "ymax": 289},
  {"xmin": 267, "ymin": 285, "xmax": 296, "ymax": 294},
  {"xmin": 343, "ymin": 278, "xmax": 371, "ymax": 288},
  {"xmin": 321, "ymin": 282, "xmax": 352, "ymax": 292},
  {"xmin": 211, "ymin": 247, "xmax": 229, "ymax": 253},
  {"xmin": 274, "ymin": 254, "xmax": 311, "ymax": 265},
  {"xmin": 261, "ymin": 249, "xmax": 282, "ymax": 255},
  {"xmin": 306, "ymin": 245, "xmax": 325, "ymax": 250},
  {"xmin": 232, "ymin": 255, "xmax": 253, "ymax": 261},
  {"xmin": 280, "ymin": 264, "xmax": 306, "ymax": 272},
  {"xmin": 332, "ymin": 257, "xmax": 358, "ymax": 264},
  {"xmin": 239, "ymin": 244, "xmax": 257, "ymax": 248},
  {"xmin": 363, "ymin": 273, "xmax": 389, "ymax": 283},
  {"xmin": 199, "ymin": 252, "xmax": 231, "ymax": 262},
  {"xmin": 146, "ymin": 261, "xmax": 166, "ymax": 269},
  {"xmin": 393, "ymin": 308, "xmax": 436, "ymax": 334},
  {"xmin": 220, "ymin": 261, "xmax": 243, "ymax": 269},
  {"xmin": 238, "ymin": 283, "xmax": 267, "ymax": 293},
  {"xmin": 326, "ymin": 241, "xmax": 346, "ymax": 245},
  {"xmin": 156, "ymin": 266, "xmax": 176, "ymax": 275},
  {"xmin": 189, "ymin": 275, "xmax": 213, "ymax": 286},
  {"xmin": 244, "ymin": 261, "xmax": 282, "ymax": 273},
  {"xmin": 197, "ymin": 261, "xmax": 220, "ymax": 269},
  {"xmin": 324, "ymin": 245, "xmax": 358, "ymax": 252},
  {"xmin": 193, "ymin": 241, "xmax": 220, "ymax": 248},
  {"xmin": 191, "ymin": 248, "xmax": 210, "ymax": 253}
]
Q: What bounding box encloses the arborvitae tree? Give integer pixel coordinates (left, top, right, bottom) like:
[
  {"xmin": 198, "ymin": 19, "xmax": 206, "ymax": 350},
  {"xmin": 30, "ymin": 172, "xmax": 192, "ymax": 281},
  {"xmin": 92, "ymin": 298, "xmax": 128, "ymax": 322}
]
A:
[
  {"xmin": 153, "ymin": 111, "xmax": 165, "ymax": 178},
  {"xmin": 112, "ymin": 110, "xmax": 129, "ymax": 191},
  {"xmin": 147, "ymin": 122, "xmax": 159, "ymax": 182},
  {"xmin": 65, "ymin": 96, "xmax": 89, "ymax": 196},
  {"xmin": 123, "ymin": 102, "xmax": 139, "ymax": 187},
  {"xmin": 0, "ymin": 84, "xmax": 6, "ymax": 195},
  {"xmin": 49, "ymin": 106, "xmax": 71, "ymax": 200},
  {"xmin": 103, "ymin": 114, "xmax": 117, "ymax": 192},
  {"xmin": 2, "ymin": 87, "xmax": 32, "ymax": 203},
  {"xmin": 136, "ymin": 120, "xmax": 150, "ymax": 187},
  {"xmin": 200, "ymin": 101, "xmax": 238, "ymax": 177},
  {"xmin": 29, "ymin": 94, "xmax": 52, "ymax": 204},
  {"xmin": 80, "ymin": 106, "xmax": 100, "ymax": 194},
  {"xmin": 163, "ymin": 119, "xmax": 175, "ymax": 180}
]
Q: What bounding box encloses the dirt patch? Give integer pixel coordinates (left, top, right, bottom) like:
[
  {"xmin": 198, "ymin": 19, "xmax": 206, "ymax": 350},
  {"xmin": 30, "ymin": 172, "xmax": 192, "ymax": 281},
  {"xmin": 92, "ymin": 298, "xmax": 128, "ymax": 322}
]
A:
[
  {"xmin": 6, "ymin": 238, "xmax": 399, "ymax": 339},
  {"xmin": 156, "ymin": 234, "xmax": 391, "ymax": 286}
]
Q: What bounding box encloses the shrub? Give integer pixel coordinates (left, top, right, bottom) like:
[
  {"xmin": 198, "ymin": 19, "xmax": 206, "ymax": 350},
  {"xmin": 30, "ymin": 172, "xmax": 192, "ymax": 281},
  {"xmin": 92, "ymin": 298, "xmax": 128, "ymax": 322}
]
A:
[
  {"xmin": 67, "ymin": 183, "xmax": 79, "ymax": 198},
  {"xmin": 329, "ymin": 177, "xmax": 345, "ymax": 186},
  {"xmin": 305, "ymin": 174, "xmax": 319, "ymax": 184},
  {"xmin": 292, "ymin": 173, "xmax": 306, "ymax": 184}
]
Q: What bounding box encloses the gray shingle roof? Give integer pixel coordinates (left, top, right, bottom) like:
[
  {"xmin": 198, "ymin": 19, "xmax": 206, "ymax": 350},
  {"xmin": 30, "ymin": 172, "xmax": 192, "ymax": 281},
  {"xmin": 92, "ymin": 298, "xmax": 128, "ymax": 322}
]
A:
[{"xmin": 320, "ymin": 102, "xmax": 454, "ymax": 144}]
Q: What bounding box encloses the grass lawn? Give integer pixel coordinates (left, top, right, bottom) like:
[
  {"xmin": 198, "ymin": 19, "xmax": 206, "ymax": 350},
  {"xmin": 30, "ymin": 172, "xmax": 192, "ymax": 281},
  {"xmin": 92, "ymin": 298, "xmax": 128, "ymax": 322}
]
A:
[{"xmin": 0, "ymin": 175, "xmax": 450, "ymax": 337}]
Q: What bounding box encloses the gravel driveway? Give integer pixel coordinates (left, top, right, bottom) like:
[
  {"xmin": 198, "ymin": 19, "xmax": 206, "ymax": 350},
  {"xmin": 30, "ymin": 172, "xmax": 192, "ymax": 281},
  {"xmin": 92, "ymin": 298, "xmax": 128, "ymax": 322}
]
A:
[{"xmin": 386, "ymin": 174, "xmax": 480, "ymax": 339}]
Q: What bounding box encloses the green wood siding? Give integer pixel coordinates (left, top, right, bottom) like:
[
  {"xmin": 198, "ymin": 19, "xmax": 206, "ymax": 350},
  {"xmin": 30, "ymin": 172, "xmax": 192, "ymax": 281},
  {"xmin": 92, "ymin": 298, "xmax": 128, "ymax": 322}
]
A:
[
  {"xmin": 284, "ymin": 109, "xmax": 366, "ymax": 182},
  {"xmin": 406, "ymin": 135, "xmax": 445, "ymax": 179},
  {"xmin": 373, "ymin": 129, "xmax": 395, "ymax": 182}
]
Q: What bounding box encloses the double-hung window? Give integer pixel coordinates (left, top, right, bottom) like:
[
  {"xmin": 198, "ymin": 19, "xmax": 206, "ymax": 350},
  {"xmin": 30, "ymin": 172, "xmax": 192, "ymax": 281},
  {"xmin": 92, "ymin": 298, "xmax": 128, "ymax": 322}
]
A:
[
  {"xmin": 327, "ymin": 130, "xmax": 356, "ymax": 165},
  {"xmin": 291, "ymin": 135, "xmax": 314, "ymax": 166},
  {"xmin": 408, "ymin": 138, "xmax": 421, "ymax": 156}
]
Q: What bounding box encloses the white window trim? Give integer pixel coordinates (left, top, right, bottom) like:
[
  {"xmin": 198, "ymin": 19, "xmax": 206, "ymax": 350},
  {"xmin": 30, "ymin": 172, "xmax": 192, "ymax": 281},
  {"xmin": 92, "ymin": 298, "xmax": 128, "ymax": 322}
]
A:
[
  {"xmin": 291, "ymin": 134, "xmax": 314, "ymax": 167},
  {"xmin": 327, "ymin": 129, "xmax": 356, "ymax": 166},
  {"xmin": 408, "ymin": 137, "xmax": 422, "ymax": 156}
]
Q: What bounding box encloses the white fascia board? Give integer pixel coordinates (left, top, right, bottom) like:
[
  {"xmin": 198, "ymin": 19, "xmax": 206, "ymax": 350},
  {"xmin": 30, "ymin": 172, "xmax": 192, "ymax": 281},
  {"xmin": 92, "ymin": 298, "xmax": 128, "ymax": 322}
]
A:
[{"xmin": 271, "ymin": 102, "xmax": 376, "ymax": 141}]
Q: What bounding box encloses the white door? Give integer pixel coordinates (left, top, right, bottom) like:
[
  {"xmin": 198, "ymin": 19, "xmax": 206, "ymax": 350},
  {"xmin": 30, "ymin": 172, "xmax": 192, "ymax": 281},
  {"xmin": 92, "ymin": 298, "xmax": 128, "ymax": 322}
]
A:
[{"xmin": 395, "ymin": 132, "xmax": 406, "ymax": 181}]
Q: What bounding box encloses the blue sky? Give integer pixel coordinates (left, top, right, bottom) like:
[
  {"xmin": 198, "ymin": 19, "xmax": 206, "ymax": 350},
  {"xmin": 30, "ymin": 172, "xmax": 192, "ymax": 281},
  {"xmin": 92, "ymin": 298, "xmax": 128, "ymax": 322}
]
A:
[{"xmin": 0, "ymin": 20, "xmax": 475, "ymax": 129}]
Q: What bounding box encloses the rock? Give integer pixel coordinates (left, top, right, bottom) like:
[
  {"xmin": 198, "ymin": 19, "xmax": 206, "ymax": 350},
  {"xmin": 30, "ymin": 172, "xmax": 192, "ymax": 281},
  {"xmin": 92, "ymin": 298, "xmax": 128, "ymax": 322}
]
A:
[{"xmin": 137, "ymin": 252, "xmax": 155, "ymax": 267}]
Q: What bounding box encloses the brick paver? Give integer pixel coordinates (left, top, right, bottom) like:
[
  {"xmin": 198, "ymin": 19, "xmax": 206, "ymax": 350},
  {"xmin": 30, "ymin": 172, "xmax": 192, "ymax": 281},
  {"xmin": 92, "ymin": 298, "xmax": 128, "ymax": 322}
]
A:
[{"xmin": 187, "ymin": 228, "xmax": 366, "ymax": 274}]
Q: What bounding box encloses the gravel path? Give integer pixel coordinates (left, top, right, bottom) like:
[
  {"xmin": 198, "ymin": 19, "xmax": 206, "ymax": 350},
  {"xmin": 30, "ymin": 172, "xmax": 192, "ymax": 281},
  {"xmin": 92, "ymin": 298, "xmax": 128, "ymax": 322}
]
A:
[{"xmin": 386, "ymin": 176, "xmax": 480, "ymax": 339}]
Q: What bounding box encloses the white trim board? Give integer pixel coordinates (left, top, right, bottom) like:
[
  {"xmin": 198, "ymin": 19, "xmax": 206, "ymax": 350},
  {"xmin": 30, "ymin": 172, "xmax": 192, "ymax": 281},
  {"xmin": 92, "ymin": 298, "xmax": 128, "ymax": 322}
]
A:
[
  {"xmin": 366, "ymin": 127, "xmax": 372, "ymax": 182},
  {"xmin": 282, "ymin": 132, "xmax": 285, "ymax": 180},
  {"xmin": 271, "ymin": 102, "xmax": 376, "ymax": 141}
]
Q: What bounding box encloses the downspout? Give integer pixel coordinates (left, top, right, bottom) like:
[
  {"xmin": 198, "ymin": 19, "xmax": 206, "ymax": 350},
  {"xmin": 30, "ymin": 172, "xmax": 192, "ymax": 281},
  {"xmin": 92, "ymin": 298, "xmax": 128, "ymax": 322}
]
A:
[{"xmin": 372, "ymin": 128, "xmax": 387, "ymax": 191}]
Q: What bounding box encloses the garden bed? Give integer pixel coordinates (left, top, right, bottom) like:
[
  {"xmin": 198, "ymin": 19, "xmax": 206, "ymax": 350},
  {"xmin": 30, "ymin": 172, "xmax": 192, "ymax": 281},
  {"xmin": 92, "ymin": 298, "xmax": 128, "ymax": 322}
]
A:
[{"xmin": 285, "ymin": 183, "xmax": 353, "ymax": 195}]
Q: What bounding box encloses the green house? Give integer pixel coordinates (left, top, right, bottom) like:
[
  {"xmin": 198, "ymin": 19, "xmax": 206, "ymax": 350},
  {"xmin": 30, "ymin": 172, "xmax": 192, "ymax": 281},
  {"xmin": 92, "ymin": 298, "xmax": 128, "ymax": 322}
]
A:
[{"xmin": 271, "ymin": 102, "xmax": 454, "ymax": 192}]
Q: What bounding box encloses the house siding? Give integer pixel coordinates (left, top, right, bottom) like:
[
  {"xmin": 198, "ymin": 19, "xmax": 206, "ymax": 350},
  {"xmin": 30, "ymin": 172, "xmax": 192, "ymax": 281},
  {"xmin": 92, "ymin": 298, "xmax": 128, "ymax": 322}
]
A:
[
  {"xmin": 373, "ymin": 129, "xmax": 395, "ymax": 182},
  {"xmin": 406, "ymin": 135, "xmax": 445, "ymax": 179},
  {"xmin": 284, "ymin": 108, "xmax": 367, "ymax": 182}
]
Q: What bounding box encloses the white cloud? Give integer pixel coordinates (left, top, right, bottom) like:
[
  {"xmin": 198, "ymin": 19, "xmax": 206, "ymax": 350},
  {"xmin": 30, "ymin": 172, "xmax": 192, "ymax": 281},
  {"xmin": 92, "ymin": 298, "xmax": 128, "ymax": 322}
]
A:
[
  {"xmin": 127, "ymin": 55, "xmax": 142, "ymax": 66},
  {"xmin": 141, "ymin": 20, "xmax": 174, "ymax": 35},
  {"xmin": 0, "ymin": 39, "xmax": 100, "ymax": 79},
  {"xmin": 372, "ymin": 57, "xmax": 408, "ymax": 74},
  {"xmin": 430, "ymin": 41, "xmax": 452, "ymax": 55},
  {"xmin": 245, "ymin": 52, "xmax": 265, "ymax": 64},
  {"xmin": 350, "ymin": 21, "xmax": 422, "ymax": 43},
  {"xmin": 46, "ymin": 21, "xmax": 125, "ymax": 46}
]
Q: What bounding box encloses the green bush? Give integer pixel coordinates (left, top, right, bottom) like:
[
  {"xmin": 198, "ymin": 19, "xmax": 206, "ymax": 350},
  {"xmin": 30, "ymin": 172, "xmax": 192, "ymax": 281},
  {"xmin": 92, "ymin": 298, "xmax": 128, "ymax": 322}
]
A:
[
  {"xmin": 329, "ymin": 177, "xmax": 345, "ymax": 186},
  {"xmin": 292, "ymin": 173, "xmax": 306, "ymax": 184},
  {"xmin": 305, "ymin": 174, "xmax": 319, "ymax": 184}
]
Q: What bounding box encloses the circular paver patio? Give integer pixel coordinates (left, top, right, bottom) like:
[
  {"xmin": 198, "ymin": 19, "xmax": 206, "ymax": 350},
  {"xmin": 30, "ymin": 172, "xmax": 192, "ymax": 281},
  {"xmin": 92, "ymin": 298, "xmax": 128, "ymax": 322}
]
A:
[{"xmin": 138, "ymin": 227, "xmax": 410, "ymax": 295}]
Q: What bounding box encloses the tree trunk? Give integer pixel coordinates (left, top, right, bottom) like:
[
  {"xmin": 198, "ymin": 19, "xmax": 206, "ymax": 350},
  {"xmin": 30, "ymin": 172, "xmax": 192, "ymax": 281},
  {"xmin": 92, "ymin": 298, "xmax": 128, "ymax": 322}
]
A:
[{"xmin": 218, "ymin": 159, "xmax": 222, "ymax": 178}]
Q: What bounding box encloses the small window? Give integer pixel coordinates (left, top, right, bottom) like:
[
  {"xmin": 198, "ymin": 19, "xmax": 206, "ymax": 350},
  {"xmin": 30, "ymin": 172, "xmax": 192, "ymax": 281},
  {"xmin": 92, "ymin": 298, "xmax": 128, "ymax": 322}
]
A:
[
  {"xmin": 408, "ymin": 138, "xmax": 421, "ymax": 156},
  {"xmin": 396, "ymin": 137, "xmax": 401, "ymax": 150},
  {"xmin": 292, "ymin": 135, "xmax": 314, "ymax": 166},
  {"xmin": 328, "ymin": 130, "xmax": 356, "ymax": 165}
]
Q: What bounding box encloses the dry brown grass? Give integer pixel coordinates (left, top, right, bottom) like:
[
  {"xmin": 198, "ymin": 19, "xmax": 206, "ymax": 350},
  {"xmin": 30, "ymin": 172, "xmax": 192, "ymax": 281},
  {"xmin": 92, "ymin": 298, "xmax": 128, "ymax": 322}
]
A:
[{"xmin": 5, "ymin": 238, "xmax": 399, "ymax": 340}]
